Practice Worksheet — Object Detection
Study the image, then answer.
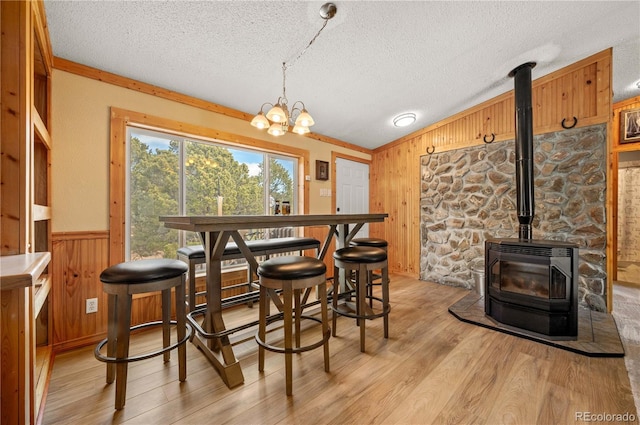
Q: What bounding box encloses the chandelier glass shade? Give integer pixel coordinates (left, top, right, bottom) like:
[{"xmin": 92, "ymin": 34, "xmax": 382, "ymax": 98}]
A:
[
  {"xmin": 250, "ymin": 3, "xmax": 336, "ymax": 137},
  {"xmin": 252, "ymin": 86, "xmax": 315, "ymax": 136}
]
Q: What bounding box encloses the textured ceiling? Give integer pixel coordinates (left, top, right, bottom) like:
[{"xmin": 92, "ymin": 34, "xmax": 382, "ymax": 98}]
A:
[{"xmin": 44, "ymin": 1, "xmax": 640, "ymax": 150}]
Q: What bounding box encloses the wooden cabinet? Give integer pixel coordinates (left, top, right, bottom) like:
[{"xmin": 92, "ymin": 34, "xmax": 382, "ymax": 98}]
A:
[
  {"xmin": 1, "ymin": 1, "xmax": 53, "ymax": 423},
  {"xmin": 1, "ymin": 253, "xmax": 51, "ymax": 424}
]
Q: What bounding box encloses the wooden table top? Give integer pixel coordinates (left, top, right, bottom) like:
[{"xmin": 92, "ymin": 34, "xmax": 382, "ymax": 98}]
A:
[{"xmin": 159, "ymin": 213, "xmax": 388, "ymax": 231}]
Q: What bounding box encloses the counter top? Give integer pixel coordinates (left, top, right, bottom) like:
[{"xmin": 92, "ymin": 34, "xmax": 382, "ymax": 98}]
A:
[{"xmin": 0, "ymin": 252, "xmax": 51, "ymax": 291}]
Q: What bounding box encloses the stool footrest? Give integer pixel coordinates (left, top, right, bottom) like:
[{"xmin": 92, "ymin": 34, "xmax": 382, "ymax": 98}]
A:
[
  {"xmin": 332, "ymin": 296, "xmax": 391, "ymax": 320},
  {"xmin": 94, "ymin": 320, "xmax": 192, "ymax": 364},
  {"xmin": 255, "ymin": 315, "xmax": 331, "ymax": 354}
]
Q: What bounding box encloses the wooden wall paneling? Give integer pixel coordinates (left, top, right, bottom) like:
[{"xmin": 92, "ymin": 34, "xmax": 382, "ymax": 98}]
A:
[
  {"xmin": 596, "ymin": 54, "xmax": 612, "ymax": 120},
  {"xmin": 537, "ymin": 80, "xmax": 550, "ymax": 129},
  {"xmin": 481, "ymin": 105, "xmax": 491, "ymax": 141},
  {"xmin": 505, "ymin": 96, "xmax": 515, "ymax": 137},
  {"xmin": 582, "ymin": 64, "xmax": 593, "ymax": 118},
  {"xmin": 560, "ymin": 73, "xmax": 571, "ymax": 125},
  {"xmin": 1, "ymin": 0, "xmax": 30, "ymax": 256},
  {"xmin": 51, "ymin": 239, "xmax": 66, "ymax": 345},
  {"xmin": 52, "ymin": 232, "xmax": 109, "ymax": 351},
  {"xmin": 574, "ymin": 66, "xmax": 583, "ymax": 120},
  {"xmin": 478, "ymin": 107, "xmax": 486, "ymax": 141},
  {"xmin": 499, "ymin": 97, "xmax": 506, "ymax": 135}
]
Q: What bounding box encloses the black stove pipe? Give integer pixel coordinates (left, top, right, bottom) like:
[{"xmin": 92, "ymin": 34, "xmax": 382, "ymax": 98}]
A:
[{"xmin": 509, "ymin": 62, "xmax": 536, "ymax": 241}]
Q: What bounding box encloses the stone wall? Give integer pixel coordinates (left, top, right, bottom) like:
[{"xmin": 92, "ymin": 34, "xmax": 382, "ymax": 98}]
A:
[{"xmin": 420, "ymin": 124, "xmax": 607, "ymax": 311}]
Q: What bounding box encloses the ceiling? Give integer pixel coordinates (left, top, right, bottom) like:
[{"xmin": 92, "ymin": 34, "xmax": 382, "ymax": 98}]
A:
[{"xmin": 44, "ymin": 1, "xmax": 640, "ymax": 150}]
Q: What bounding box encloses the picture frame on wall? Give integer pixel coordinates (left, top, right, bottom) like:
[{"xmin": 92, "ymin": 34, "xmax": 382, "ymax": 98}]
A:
[
  {"xmin": 621, "ymin": 108, "xmax": 640, "ymax": 143},
  {"xmin": 316, "ymin": 160, "xmax": 329, "ymax": 181}
]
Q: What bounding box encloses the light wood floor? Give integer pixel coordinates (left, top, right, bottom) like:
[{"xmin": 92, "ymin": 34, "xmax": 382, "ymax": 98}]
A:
[{"xmin": 43, "ymin": 275, "xmax": 638, "ymax": 424}]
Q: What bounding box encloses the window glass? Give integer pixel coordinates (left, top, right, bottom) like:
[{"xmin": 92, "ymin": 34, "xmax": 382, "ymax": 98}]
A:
[
  {"xmin": 129, "ymin": 133, "xmax": 179, "ymax": 260},
  {"xmin": 126, "ymin": 127, "xmax": 297, "ymax": 261}
]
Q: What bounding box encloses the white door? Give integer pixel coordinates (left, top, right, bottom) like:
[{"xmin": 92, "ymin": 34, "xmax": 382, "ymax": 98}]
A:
[{"xmin": 335, "ymin": 158, "xmax": 369, "ymax": 238}]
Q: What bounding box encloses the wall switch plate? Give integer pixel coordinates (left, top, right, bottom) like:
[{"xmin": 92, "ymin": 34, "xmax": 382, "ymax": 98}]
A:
[{"xmin": 86, "ymin": 298, "xmax": 98, "ymax": 314}]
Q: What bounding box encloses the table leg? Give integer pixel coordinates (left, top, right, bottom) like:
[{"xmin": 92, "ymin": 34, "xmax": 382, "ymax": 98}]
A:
[{"xmin": 191, "ymin": 231, "xmax": 244, "ymax": 388}]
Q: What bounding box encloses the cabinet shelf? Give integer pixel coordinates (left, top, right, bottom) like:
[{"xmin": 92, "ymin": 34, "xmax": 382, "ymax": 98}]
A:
[{"xmin": 33, "ymin": 107, "xmax": 51, "ymax": 150}]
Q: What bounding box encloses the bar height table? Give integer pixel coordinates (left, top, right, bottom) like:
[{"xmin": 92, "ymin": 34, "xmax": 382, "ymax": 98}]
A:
[{"xmin": 159, "ymin": 213, "xmax": 388, "ymax": 388}]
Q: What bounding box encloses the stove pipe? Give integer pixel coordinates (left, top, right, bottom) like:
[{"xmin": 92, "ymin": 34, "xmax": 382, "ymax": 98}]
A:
[{"xmin": 509, "ymin": 62, "xmax": 536, "ymax": 241}]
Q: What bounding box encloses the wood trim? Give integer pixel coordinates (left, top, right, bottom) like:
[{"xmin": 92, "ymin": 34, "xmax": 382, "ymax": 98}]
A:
[
  {"xmin": 330, "ymin": 151, "xmax": 371, "ymax": 215},
  {"xmin": 109, "ymin": 111, "xmax": 127, "ymax": 265},
  {"xmin": 54, "ymin": 57, "xmax": 251, "ymax": 121},
  {"xmin": 53, "ymin": 57, "xmax": 371, "ymax": 155},
  {"xmin": 52, "ymin": 231, "xmax": 109, "ymax": 241},
  {"xmin": 608, "ymin": 143, "xmax": 617, "ymax": 312},
  {"xmin": 31, "ymin": 1, "xmax": 53, "ymax": 76}
]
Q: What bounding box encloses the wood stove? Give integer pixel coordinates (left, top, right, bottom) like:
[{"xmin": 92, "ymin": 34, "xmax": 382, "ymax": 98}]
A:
[
  {"xmin": 482, "ymin": 62, "xmax": 580, "ymax": 339},
  {"xmin": 484, "ymin": 238, "xmax": 578, "ymax": 338}
]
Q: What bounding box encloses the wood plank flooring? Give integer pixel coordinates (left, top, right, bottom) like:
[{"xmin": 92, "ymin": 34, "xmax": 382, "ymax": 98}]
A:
[{"xmin": 42, "ymin": 276, "xmax": 638, "ymax": 424}]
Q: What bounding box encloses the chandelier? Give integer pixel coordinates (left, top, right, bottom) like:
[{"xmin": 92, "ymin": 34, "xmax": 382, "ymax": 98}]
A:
[{"xmin": 250, "ymin": 3, "xmax": 337, "ymax": 137}]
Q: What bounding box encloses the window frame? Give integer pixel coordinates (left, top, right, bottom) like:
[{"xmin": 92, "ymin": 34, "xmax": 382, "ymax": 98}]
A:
[{"xmin": 109, "ymin": 107, "xmax": 310, "ymax": 265}]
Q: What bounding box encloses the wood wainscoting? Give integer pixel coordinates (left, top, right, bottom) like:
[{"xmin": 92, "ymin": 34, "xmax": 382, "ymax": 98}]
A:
[{"xmin": 52, "ymin": 231, "xmax": 110, "ymax": 351}]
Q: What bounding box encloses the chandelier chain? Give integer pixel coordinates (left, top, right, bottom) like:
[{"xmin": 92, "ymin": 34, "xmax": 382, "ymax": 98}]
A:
[
  {"xmin": 285, "ymin": 18, "xmax": 330, "ymax": 71},
  {"xmin": 282, "ymin": 16, "xmax": 331, "ymax": 100}
]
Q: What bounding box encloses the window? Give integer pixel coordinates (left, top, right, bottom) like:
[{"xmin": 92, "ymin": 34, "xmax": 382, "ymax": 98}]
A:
[{"xmin": 126, "ymin": 127, "xmax": 297, "ymax": 261}]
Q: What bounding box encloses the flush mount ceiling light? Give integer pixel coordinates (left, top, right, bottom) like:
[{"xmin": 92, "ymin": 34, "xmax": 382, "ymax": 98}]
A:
[
  {"xmin": 393, "ymin": 113, "xmax": 417, "ymax": 128},
  {"xmin": 251, "ymin": 3, "xmax": 337, "ymax": 137}
]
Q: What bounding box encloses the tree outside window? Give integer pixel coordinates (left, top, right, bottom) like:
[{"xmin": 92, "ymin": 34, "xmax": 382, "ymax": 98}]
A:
[{"xmin": 127, "ymin": 129, "xmax": 296, "ymax": 261}]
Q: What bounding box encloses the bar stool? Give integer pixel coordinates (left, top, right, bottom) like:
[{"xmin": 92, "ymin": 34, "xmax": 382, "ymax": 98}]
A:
[
  {"xmin": 177, "ymin": 245, "xmax": 207, "ymax": 312},
  {"xmin": 255, "ymin": 256, "xmax": 330, "ymax": 396},
  {"xmin": 350, "ymin": 238, "xmax": 388, "ymax": 250},
  {"xmin": 94, "ymin": 259, "xmax": 191, "ymax": 410},
  {"xmin": 332, "ymin": 246, "xmax": 390, "ymax": 353},
  {"xmin": 349, "ymin": 238, "xmax": 388, "ymax": 306}
]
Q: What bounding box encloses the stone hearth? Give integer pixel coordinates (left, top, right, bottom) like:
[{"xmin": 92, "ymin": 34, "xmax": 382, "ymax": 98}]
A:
[{"xmin": 449, "ymin": 292, "xmax": 623, "ymax": 357}]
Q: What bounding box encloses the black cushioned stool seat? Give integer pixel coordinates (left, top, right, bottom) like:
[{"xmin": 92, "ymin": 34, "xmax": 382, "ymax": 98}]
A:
[
  {"xmin": 177, "ymin": 237, "xmax": 321, "ymax": 311},
  {"xmin": 349, "ymin": 237, "xmax": 388, "ymax": 249},
  {"xmin": 95, "ymin": 259, "xmax": 191, "ymax": 410},
  {"xmin": 332, "ymin": 246, "xmax": 390, "ymax": 353},
  {"xmin": 255, "ymin": 256, "xmax": 330, "ymax": 396}
]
